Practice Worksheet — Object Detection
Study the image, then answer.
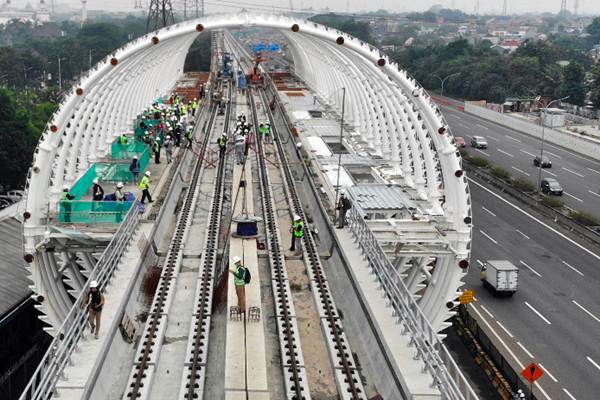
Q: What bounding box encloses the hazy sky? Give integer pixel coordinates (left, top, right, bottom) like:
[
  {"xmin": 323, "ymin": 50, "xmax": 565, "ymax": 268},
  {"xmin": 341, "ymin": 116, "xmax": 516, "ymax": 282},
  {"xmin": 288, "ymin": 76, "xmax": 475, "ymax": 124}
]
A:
[{"xmin": 9, "ymin": 0, "xmax": 600, "ymax": 15}]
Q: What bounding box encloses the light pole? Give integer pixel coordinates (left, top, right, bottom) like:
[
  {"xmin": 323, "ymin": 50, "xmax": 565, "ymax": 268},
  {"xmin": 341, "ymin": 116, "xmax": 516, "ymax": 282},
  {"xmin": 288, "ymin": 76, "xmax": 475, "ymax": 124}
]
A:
[
  {"xmin": 57, "ymin": 57, "xmax": 66, "ymax": 91},
  {"xmin": 334, "ymin": 87, "xmax": 347, "ymax": 223},
  {"xmin": 433, "ymin": 73, "xmax": 459, "ymax": 98},
  {"xmin": 535, "ymin": 95, "xmax": 569, "ymax": 196}
]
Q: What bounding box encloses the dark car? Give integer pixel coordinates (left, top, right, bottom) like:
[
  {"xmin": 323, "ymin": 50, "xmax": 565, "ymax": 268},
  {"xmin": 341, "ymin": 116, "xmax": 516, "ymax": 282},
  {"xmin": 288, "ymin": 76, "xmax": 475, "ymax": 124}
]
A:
[
  {"xmin": 455, "ymin": 136, "xmax": 467, "ymax": 147},
  {"xmin": 541, "ymin": 178, "xmax": 563, "ymax": 196},
  {"xmin": 533, "ymin": 155, "xmax": 552, "ymax": 168},
  {"xmin": 471, "ymin": 136, "xmax": 488, "ymax": 149}
]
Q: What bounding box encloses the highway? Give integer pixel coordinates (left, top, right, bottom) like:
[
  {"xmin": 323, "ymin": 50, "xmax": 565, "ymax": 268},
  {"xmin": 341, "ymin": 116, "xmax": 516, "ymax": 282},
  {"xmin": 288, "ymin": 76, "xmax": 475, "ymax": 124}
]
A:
[
  {"xmin": 438, "ymin": 99, "xmax": 600, "ymax": 217},
  {"xmin": 466, "ymin": 179, "xmax": 600, "ymax": 399}
]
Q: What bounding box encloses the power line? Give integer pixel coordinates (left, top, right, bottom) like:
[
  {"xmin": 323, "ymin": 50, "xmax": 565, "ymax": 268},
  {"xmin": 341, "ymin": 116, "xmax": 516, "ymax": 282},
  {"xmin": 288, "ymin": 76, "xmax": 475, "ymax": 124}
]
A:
[
  {"xmin": 560, "ymin": 0, "xmax": 567, "ymax": 17},
  {"xmin": 502, "ymin": 0, "xmax": 507, "ymax": 16}
]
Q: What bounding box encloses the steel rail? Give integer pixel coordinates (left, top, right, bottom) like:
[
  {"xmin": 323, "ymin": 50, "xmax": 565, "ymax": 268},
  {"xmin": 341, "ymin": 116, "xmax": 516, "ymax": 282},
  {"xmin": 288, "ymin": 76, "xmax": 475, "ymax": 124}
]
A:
[{"xmin": 248, "ymin": 88, "xmax": 310, "ymax": 399}]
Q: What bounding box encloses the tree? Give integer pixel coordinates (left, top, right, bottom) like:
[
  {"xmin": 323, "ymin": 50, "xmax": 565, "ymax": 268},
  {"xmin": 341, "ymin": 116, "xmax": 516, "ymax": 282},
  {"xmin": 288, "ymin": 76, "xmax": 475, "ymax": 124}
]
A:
[
  {"xmin": 589, "ymin": 64, "xmax": 600, "ymax": 108},
  {"xmin": 586, "ymin": 17, "xmax": 600, "ymax": 44},
  {"xmin": 559, "ymin": 62, "xmax": 585, "ymax": 105}
]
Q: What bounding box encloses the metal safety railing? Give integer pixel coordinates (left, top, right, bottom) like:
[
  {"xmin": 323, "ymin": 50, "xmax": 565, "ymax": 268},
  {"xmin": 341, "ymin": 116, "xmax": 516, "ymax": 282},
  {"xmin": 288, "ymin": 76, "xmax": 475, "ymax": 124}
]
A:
[
  {"xmin": 346, "ymin": 206, "xmax": 478, "ymax": 400},
  {"xmin": 19, "ymin": 204, "xmax": 141, "ymax": 400}
]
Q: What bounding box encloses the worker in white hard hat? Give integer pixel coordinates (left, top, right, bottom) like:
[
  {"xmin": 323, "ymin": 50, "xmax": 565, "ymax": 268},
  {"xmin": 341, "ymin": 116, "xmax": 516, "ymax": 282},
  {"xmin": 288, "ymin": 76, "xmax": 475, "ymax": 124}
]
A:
[
  {"xmin": 115, "ymin": 182, "xmax": 125, "ymax": 201},
  {"xmin": 289, "ymin": 214, "xmax": 304, "ymax": 255},
  {"xmin": 92, "ymin": 177, "xmax": 104, "ymax": 201},
  {"xmin": 139, "ymin": 171, "xmax": 153, "ymax": 204},
  {"xmin": 129, "ymin": 155, "xmax": 140, "ymax": 184},
  {"xmin": 61, "ymin": 185, "xmax": 75, "ymax": 223},
  {"xmin": 336, "ymin": 191, "xmax": 352, "ymax": 229},
  {"xmin": 81, "ymin": 280, "xmax": 105, "ymax": 339},
  {"xmin": 229, "ymin": 256, "xmax": 248, "ymax": 313},
  {"xmin": 516, "ymin": 389, "xmax": 525, "ymax": 400}
]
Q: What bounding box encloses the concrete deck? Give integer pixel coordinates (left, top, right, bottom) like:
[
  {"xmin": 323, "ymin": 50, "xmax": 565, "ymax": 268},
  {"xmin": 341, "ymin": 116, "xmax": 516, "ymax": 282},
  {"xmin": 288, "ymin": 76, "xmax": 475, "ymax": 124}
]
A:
[
  {"xmin": 54, "ymin": 222, "xmax": 153, "ymax": 399},
  {"xmin": 333, "ymin": 227, "xmax": 441, "ymax": 399},
  {"xmin": 225, "ymin": 158, "xmax": 269, "ymax": 399}
]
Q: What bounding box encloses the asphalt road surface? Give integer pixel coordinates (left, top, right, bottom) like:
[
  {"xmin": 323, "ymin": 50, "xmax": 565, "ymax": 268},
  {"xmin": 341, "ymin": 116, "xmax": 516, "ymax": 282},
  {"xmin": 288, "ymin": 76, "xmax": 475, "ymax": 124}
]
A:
[
  {"xmin": 438, "ymin": 98, "xmax": 600, "ymax": 217},
  {"xmin": 466, "ymin": 178, "xmax": 600, "ymax": 400}
]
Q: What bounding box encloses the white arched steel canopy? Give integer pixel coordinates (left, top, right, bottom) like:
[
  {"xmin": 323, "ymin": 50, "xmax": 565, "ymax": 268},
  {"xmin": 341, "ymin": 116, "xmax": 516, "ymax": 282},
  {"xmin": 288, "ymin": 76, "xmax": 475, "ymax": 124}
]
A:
[{"xmin": 23, "ymin": 13, "xmax": 471, "ymax": 331}]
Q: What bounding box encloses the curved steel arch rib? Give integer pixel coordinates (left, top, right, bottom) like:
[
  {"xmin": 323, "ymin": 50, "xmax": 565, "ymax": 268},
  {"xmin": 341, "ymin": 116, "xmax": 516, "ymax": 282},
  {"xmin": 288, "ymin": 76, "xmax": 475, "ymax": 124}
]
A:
[{"xmin": 23, "ymin": 13, "xmax": 471, "ymax": 331}]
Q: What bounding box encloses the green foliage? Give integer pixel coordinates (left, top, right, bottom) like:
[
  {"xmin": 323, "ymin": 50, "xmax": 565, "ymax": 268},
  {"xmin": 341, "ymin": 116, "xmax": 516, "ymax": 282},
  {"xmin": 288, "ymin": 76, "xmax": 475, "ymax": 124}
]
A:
[
  {"xmin": 468, "ymin": 156, "xmax": 491, "ymax": 168},
  {"xmin": 184, "ymin": 32, "xmax": 212, "ymax": 72},
  {"xmin": 589, "ymin": 64, "xmax": 600, "ymax": 108},
  {"xmin": 512, "ymin": 177, "xmax": 536, "ymax": 193},
  {"xmin": 0, "ymin": 88, "xmax": 40, "ymax": 189},
  {"xmin": 586, "ymin": 17, "xmax": 600, "ymax": 44},
  {"xmin": 559, "ymin": 62, "xmax": 585, "ymax": 105},
  {"xmin": 541, "ymin": 196, "xmax": 565, "ymax": 208},
  {"xmin": 568, "ymin": 210, "xmax": 600, "ymax": 226},
  {"xmin": 490, "ymin": 166, "xmax": 511, "ymax": 180},
  {"xmin": 309, "ymin": 14, "xmax": 374, "ymax": 44}
]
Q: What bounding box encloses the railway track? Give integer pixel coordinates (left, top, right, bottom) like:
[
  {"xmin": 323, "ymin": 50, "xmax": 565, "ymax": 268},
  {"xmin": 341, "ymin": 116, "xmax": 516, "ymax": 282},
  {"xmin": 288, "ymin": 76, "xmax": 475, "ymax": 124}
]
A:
[
  {"xmin": 249, "ymin": 86, "xmax": 311, "ymax": 399},
  {"xmin": 123, "ymin": 70, "xmax": 233, "ymax": 399}
]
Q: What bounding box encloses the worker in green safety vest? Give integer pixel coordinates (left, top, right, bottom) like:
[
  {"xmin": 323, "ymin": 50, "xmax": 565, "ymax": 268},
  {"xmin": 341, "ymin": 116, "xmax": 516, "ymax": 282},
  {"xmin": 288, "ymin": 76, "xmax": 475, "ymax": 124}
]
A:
[
  {"xmin": 217, "ymin": 133, "xmax": 227, "ymax": 158},
  {"xmin": 191, "ymin": 99, "xmax": 198, "ymax": 117},
  {"xmin": 289, "ymin": 214, "xmax": 304, "ymax": 255},
  {"xmin": 139, "ymin": 171, "xmax": 153, "ymax": 204},
  {"xmin": 119, "ymin": 133, "xmax": 128, "ymax": 145},
  {"xmin": 61, "ymin": 185, "xmax": 75, "ymax": 223}
]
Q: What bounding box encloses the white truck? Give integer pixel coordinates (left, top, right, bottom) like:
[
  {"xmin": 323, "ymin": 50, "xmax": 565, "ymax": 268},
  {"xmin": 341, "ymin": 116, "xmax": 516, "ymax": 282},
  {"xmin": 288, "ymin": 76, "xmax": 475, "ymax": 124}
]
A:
[{"xmin": 480, "ymin": 260, "xmax": 519, "ymax": 296}]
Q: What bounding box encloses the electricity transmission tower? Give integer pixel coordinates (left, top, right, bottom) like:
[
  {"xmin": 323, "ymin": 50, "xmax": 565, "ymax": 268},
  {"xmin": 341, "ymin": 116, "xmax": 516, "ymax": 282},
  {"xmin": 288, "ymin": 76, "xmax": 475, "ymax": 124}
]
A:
[
  {"xmin": 560, "ymin": 0, "xmax": 567, "ymax": 17},
  {"xmin": 147, "ymin": 0, "xmax": 175, "ymax": 32},
  {"xmin": 502, "ymin": 0, "xmax": 507, "ymax": 16}
]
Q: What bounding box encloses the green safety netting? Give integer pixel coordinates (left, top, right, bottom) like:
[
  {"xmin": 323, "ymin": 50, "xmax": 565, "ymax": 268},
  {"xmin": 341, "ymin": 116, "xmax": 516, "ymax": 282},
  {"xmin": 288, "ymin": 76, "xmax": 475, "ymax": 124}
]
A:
[
  {"xmin": 111, "ymin": 139, "xmax": 149, "ymax": 160},
  {"xmin": 58, "ymin": 200, "xmax": 134, "ymax": 224},
  {"xmin": 69, "ymin": 165, "xmax": 97, "ymax": 200}
]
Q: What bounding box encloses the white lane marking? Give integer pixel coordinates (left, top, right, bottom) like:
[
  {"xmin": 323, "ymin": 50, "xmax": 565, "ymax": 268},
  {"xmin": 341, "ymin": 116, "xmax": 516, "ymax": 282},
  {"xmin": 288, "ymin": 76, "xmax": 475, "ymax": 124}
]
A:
[
  {"xmin": 562, "ymin": 388, "xmax": 577, "ymax": 400},
  {"xmin": 517, "ymin": 341, "xmax": 535, "ymax": 358},
  {"xmin": 562, "ymin": 167, "xmax": 585, "ymax": 178},
  {"xmin": 506, "ymin": 135, "xmax": 522, "ymax": 143},
  {"xmin": 539, "ymin": 363, "xmax": 559, "ymax": 383},
  {"xmin": 458, "ymin": 123, "xmax": 469, "ymax": 129},
  {"xmin": 535, "ymin": 382, "xmax": 553, "ymax": 400},
  {"xmin": 564, "ymin": 192, "xmax": 584, "ymax": 203},
  {"xmin": 587, "ymin": 167, "xmax": 600, "ymax": 175},
  {"xmin": 545, "ymin": 150, "xmax": 562, "ymax": 159},
  {"xmin": 497, "ymin": 148, "xmax": 514, "ymax": 157},
  {"xmin": 470, "ymin": 304, "xmax": 525, "ymax": 368},
  {"xmin": 543, "ymin": 169, "xmax": 557, "ymax": 177},
  {"xmin": 588, "ymin": 190, "xmax": 600, "ymax": 198},
  {"xmin": 525, "ymin": 301, "xmax": 552, "ymax": 325},
  {"xmin": 476, "ymin": 123, "xmax": 489, "ymax": 130},
  {"xmin": 587, "ymin": 356, "xmax": 600, "ymax": 372},
  {"xmin": 474, "ymin": 148, "xmax": 490, "ymax": 156},
  {"xmin": 516, "ymin": 229, "xmax": 530, "ymax": 239},
  {"xmin": 520, "ymin": 260, "xmax": 542, "ymax": 277},
  {"xmin": 487, "ymin": 136, "xmax": 500, "ymax": 142},
  {"xmin": 468, "ymin": 179, "xmax": 600, "ymax": 262},
  {"xmin": 496, "ymin": 320, "xmax": 514, "ymax": 338},
  {"xmin": 480, "ymin": 304, "xmax": 494, "ymax": 319},
  {"xmin": 481, "ymin": 206, "xmax": 496, "ymax": 217},
  {"xmin": 512, "ymin": 166, "xmax": 531, "ymax": 176},
  {"xmin": 562, "ymin": 261, "xmax": 584, "ymax": 277},
  {"xmin": 546, "ymin": 142, "xmax": 600, "ymax": 165},
  {"xmin": 480, "ymin": 229, "xmax": 498, "ymax": 244},
  {"xmin": 572, "ymin": 300, "xmax": 600, "ymax": 323},
  {"xmin": 520, "ymin": 149, "xmax": 537, "ymax": 157}
]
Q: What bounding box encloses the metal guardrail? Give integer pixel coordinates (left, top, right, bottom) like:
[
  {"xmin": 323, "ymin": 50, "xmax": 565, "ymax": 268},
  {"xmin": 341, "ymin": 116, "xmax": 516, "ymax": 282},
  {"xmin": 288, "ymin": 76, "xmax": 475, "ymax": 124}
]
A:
[
  {"xmin": 346, "ymin": 206, "xmax": 478, "ymax": 400},
  {"xmin": 19, "ymin": 204, "xmax": 141, "ymax": 400}
]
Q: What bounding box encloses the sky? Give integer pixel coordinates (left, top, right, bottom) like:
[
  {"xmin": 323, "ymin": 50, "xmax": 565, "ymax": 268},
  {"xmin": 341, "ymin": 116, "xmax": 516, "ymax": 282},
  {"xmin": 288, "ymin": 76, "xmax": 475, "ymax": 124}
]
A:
[{"xmin": 9, "ymin": 0, "xmax": 600, "ymax": 16}]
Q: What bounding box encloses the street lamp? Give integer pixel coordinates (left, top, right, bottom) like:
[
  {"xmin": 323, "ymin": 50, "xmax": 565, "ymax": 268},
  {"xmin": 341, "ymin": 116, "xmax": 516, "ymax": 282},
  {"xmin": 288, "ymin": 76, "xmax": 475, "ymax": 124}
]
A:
[
  {"xmin": 534, "ymin": 95, "xmax": 569, "ymax": 196},
  {"xmin": 432, "ymin": 73, "xmax": 459, "ymax": 98}
]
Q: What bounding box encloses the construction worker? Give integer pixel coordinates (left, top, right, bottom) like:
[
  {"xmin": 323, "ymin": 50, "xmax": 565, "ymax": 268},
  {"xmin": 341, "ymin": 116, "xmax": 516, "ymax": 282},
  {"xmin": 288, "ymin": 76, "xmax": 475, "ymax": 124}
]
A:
[
  {"xmin": 139, "ymin": 171, "xmax": 153, "ymax": 204},
  {"xmin": 153, "ymin": 137, "xmax": 161, "ymax": 164},
  {"xmin": 229, "ymin": 256, "xmax": 247, "ymax": 313},
  {"xmin": 218, "ymin": 133, "xmax": 227, "ymax": 158},
  {"xmin": 336, "ymin": 192, "xmax": 352, "ymax": 228},
  {"xmin": 92, "ymin": 178, "xmax": 104, "ymax": 201},
  {"xmin": 186, "ymin": 128, "xmax": 194, "ymax": 149},
  {"xmin": 62, "ymin": 185, "xmax": 75, "ymax": 223},
  {"xmin": 235, "ymin": 133, "xmax": 245, "ymax": 164},
  {"xmin": 129, "ymin": 155, "xmax": 140, "ymax": 184},
  {"xmin": 191, "ymin": 98, "xmax": 198, "ymax": 117},
  {"xmin": 114, "ymin": 182, "xmax": 125, "ymax": 201},
  {"xmin": 165, "ymin": 135, "xmax": 174, "ymax": 163},
  {"xmin": 516, "ymin": 389, "xmax": 525, "ymax": 400},
  {"xmin": 264, "ymin": 122, "xmax": 271, "ymax": 143},
  {"xmin": 290, "ymin": 215, "xmax": 304, "ymax": 255},
  {"xmin": 81, "ymin": 280, "xmax": 105, "ymax": 339},
  {"xmin": 119, "ymin": 133, "xmax": 128, "ymax": 145}
]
